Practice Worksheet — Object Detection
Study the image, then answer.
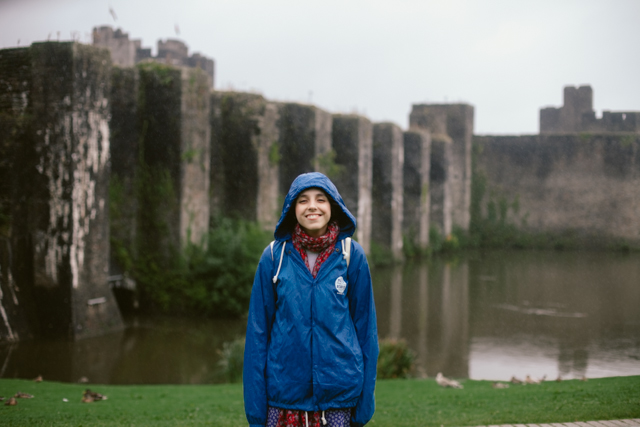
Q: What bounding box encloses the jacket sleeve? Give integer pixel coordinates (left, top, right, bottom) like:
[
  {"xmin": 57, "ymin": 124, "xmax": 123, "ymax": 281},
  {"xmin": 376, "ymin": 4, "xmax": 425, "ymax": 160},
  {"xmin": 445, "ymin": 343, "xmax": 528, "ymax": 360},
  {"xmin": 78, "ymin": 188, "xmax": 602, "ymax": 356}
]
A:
[
  {"xmin": 243, "ymin": 245, "xmax": 278, "ymax": 427},
  {"xmin": 347, "ymin": 241, "xmax": 379, "ymax": 427}
]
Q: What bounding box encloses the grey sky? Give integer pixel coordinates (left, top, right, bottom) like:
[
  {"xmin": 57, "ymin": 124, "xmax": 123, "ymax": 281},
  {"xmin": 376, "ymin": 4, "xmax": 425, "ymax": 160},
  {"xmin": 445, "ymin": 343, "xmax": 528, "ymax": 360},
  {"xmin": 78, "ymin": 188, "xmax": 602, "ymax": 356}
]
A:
[{"xmin": 1, "ymin": 0, "xmax": 639, "ymax": 134}]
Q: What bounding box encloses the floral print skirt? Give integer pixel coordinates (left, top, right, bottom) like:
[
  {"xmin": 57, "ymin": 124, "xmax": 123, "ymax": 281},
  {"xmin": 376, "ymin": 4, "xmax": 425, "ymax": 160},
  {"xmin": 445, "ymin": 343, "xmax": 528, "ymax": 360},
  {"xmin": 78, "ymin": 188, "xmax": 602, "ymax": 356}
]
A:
[{"xmin": 266, "ymin": 407, "xmax": 351, "ymax": 427}]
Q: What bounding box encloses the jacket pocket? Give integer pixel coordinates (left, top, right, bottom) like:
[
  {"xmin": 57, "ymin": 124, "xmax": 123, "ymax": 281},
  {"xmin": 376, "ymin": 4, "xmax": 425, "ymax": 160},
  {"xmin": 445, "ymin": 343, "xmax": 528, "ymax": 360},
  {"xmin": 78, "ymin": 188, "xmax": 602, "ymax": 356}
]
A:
[{"xmin": 314, "ymin": 317, "xmax": 364, "ymax": 404}]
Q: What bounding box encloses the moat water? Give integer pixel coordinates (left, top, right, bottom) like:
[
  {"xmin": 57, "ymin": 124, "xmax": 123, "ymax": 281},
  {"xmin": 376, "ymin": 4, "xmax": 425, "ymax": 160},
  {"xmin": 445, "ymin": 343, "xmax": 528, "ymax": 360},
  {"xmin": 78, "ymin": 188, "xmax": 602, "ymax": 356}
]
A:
[{"xmin": 1, "ymin": 250, "xmax": 639, "ymax": 384}]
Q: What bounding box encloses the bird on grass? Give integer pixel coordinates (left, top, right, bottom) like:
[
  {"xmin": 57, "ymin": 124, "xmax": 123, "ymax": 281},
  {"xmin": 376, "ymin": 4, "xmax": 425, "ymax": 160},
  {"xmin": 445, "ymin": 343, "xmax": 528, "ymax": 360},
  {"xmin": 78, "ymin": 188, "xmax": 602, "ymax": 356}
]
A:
[
  {"xmin": 525, "ymin": 375, "xmax": 546, "ymax": 384},
  {"xmin": 82, "ymin": 389, "xmax": 107, "ymax": 403},
  {"xmin": 14, "ymin": 391, "xmax": 34, "ymax": 398},
  {"xmin": 510, "ymin": 376, "xmax": 523, "ymax": 384},
  {"xmin": 5, "ymin": 397, "xmax": 17, "ymax": 406},
  {"xmin": 492, "ymin": 382, "xmax": 509, "ymax": 389},
  {"xmin": 33, "ymin": 375, "xmax": 43, "ymax": 382},
  {"xmin": 436, "ymin": 372, "xmax": 463, "ymax": 389}
]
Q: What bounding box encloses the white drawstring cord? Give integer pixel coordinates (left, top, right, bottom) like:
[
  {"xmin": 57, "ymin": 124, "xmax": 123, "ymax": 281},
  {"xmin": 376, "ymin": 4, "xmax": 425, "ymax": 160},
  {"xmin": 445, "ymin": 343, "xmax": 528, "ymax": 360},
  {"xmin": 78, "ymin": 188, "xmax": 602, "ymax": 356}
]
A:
[
  {"xmin": 305, "ymin": 411, "xmax": 309, "ymax": 427},
  {"xmin": 272, "ymin": 242, "xmax": 286, "ymax": 283},
  {"xmin": 321, "ymin": 410, "xmax": 327, "ymax": 425}
]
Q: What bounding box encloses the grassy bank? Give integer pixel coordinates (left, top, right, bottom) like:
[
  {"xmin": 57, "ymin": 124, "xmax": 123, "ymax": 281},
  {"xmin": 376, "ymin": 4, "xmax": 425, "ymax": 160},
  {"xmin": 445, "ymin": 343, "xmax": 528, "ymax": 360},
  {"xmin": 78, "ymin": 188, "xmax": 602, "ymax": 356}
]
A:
[{"xmin": 1, "ymin": 376, "xmax": 639, "ymax": 426}]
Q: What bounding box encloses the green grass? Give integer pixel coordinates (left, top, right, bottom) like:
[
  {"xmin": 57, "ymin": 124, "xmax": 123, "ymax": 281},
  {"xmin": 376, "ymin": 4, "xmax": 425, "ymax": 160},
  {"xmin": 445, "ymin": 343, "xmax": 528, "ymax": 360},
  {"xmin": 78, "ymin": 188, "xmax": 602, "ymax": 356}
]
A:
[
  {"xmin": 1, "ymin": 376, "xmax": 639, "ymax": 426},
  {"xmin": 374, "ymin": 376, "xmax": 640, "ymax": 426}
]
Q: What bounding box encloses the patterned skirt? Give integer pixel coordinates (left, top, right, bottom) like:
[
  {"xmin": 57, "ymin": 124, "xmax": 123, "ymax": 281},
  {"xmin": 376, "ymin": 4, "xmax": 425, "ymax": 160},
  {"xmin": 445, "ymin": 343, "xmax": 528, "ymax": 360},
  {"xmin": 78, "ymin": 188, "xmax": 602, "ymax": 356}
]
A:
[{"xmin": 266, "ymin": 407, "xmax": 351, "ymax": 427}]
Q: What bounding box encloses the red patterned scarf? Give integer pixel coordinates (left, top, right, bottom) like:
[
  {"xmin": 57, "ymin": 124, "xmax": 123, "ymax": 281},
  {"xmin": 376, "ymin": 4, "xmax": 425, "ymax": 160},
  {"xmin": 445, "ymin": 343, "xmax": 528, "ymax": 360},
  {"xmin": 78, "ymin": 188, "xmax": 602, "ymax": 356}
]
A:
[{"xmin": 292, "ymin": 221, "xmax": 339, "ymax": 278}]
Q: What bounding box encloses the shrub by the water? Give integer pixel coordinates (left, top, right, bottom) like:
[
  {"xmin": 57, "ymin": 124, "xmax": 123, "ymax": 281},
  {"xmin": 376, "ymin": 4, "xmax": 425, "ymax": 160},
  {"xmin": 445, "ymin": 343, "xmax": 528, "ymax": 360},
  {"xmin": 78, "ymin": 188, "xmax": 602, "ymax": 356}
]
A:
[
  {"xmin": 213, "ymin": 336, "xmax": 418, "ymax": 383},
  {"xmin": 129, "ymin": 218, "xmax": 271, "ymax": 318},
  {"xmin": 217, "ymin": 336, "xmax": 246, "ymax": 383},
  {"xmin": 377, "ymin": 338, "xmax": 415, "ymax": 379}
]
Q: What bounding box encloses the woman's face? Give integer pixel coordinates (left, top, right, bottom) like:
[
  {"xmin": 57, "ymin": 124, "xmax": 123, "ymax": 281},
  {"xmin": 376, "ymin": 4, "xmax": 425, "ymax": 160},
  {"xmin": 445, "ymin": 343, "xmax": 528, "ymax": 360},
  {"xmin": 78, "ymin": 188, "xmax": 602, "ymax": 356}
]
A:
[{"xmin": 295, "ymin": 188, "xmax": 332, "ymax": 237}]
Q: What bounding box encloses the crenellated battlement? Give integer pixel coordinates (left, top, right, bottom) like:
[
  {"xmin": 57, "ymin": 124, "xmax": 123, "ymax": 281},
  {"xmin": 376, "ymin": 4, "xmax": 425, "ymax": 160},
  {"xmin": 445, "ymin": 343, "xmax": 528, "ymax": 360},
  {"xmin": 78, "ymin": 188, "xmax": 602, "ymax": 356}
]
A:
[
  {"xmin": 540, "ymin": 85, "xmax": 640, "ymax": 134},
  {"xmin": 92, "ymin": 26, "xmax": 214, "ymax": 87}
]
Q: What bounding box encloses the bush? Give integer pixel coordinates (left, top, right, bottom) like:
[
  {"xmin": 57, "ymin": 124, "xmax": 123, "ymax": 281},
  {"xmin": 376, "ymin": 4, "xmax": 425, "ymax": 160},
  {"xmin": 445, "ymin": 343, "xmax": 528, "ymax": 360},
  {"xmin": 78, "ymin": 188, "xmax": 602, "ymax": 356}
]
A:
[
  {"xmin": 128, "ymin": 218, "xmax": 271, "ymax": 318},
  {"xmin": 217, "ymin": 336, "xmax": 246, "ymax": 383},
  {"xmin": 377, "ymin": 338, "xmax": 415, "ymax": 379}
]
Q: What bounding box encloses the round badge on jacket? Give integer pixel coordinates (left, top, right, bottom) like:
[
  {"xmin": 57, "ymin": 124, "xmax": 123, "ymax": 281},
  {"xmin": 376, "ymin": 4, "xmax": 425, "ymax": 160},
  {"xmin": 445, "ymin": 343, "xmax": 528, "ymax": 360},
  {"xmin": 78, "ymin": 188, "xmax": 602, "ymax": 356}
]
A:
[{"xmin": 335, "ymin": 276, "xmax": 346, "ymax": 294}]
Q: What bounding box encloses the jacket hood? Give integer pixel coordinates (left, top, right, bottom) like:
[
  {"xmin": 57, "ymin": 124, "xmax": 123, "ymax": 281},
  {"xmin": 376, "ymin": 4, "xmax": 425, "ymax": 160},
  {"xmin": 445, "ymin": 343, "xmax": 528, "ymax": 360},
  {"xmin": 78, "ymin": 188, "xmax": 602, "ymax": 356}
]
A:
[{"xmin": 274, "ymin": 172, "xmax": 356, "ymax": 241}]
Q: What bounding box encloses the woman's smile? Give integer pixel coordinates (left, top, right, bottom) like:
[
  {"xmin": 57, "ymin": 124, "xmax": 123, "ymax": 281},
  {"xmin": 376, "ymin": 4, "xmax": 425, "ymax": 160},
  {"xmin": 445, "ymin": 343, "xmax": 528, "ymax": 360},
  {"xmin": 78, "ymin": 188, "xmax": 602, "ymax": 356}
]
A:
[{"xmin": 295, "ymin": 188, "xmax": 331, "ymax": 237}]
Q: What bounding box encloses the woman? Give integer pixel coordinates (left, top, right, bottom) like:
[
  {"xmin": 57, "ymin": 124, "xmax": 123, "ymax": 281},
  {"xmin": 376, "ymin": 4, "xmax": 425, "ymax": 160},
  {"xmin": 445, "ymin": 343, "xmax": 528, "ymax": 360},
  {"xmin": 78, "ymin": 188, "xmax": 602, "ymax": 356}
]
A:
[{"xmin": 243, "ymin": 172, "xmax": 378, "ymax": 427}]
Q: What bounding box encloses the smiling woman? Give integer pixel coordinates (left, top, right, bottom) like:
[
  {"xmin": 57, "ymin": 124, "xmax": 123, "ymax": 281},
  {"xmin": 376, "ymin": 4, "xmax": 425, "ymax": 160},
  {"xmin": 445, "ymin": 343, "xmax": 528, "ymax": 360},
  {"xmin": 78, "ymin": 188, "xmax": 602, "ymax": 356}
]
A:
[
  {"xmin": 243, "ymin": 172, "xmax": 379, "ymax": 427},
  {"xmin": 294, "ymin": 188, "xmax": 332, "ymax": 237}
]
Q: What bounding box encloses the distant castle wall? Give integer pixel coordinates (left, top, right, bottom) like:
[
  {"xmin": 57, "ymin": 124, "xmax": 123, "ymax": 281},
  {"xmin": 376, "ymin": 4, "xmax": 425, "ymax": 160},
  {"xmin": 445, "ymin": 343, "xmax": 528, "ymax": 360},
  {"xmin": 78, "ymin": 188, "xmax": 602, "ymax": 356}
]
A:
[
  {"xmin": 474, "ymin": 133, "xmax": 640, "ymax": 245},
  {"xmin": 540, "ymin": 85, "xmax": 640, "ymax": 134},
  {"xmin": 472, "ymin": 85, "xmax": 640, "ymax": 246},
  {"xmin": 92, "ymin": 26, "xmax": 214, "ymax": 88},
  {"xmin": 410, "ymin": 104, "xmax": 474, "ymax": 233}
]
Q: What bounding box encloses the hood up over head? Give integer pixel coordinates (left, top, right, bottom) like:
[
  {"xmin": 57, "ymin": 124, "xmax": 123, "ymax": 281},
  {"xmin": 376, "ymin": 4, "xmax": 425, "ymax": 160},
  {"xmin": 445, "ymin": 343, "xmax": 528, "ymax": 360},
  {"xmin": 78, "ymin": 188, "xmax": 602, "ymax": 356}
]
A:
[{"xmin": 274, "ymin": 172, "xmax": 356, "ymax": 241}]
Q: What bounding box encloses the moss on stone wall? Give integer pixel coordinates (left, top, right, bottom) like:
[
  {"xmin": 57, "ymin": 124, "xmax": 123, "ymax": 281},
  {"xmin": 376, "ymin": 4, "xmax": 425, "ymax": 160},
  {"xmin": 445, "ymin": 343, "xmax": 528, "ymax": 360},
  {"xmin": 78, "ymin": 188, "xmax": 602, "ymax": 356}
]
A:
[
  {"xmin": 0, "ymin": 47, "xmax": 32, "ymax": 238},
  {"xmin": 470, "ymin": 135, "xmax": 640, "ymax": 251},
  {"xmin": 314, "ymin": 149, "xmax": 344, "ymax": 180},
  {"xmin": 217, "ymin": 92, "xmax": 262, "ymax": 221}
]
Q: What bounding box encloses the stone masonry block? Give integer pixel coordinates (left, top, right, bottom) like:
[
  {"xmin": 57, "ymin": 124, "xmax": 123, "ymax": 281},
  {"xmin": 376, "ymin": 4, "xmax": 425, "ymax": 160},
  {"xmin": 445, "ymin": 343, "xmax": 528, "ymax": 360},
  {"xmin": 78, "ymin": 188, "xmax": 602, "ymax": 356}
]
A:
[
  {"xmin": 109, "ymin": 66, "xmax": 139, "ymax": 274},
  {"xmin": 410, "ymin": 103, "xmax": 473, "ymax": 231},
  {"xmin": 6, "ymin": 42, "xmax": 124, "ymax": 339},
  {"xmin": 179, "ymin": 67, "xmax": 210, "ymax": 246},
  {"xmin": 277, "ymin": 103, "xmax": 332, "ymax": 194},
  {"xmin": 403, "ymin": 129, "xmax": 431, "ymax": 251},
  {"xmin": 430, "ymin": 134, "xmax": 454, "ymax": 237},
  {"xmin": 331, "ymin": 115, "xmax": 373, "ymax": 254},
  {"xmin": 136, "ymin": 63, "xmax": 210, "ymax": 255},
  {"xmin": 0, "ymin": 46, "xmax": 36, "ymax": 342},
  {"xmin": 210, "ymin": 91, "xmax": 280, "ymax": 228},
  {"xmin": 372, "ymin": 122, "xmax": 404, "ymax": 260}
]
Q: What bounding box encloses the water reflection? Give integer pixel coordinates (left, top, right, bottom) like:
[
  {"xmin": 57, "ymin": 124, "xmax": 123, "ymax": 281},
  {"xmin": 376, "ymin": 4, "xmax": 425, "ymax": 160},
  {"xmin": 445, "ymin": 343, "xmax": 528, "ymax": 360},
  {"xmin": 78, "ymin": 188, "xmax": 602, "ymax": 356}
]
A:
[
  {"xmin": 373, "ymin": 250, "xmax": 640, "ymax": 381},
  {"xmin": 0, "ymin": 316, "xmax": 246, "ymax": 384},
  {"xmin": 1, "ymin": 250, "xmax": 639, "ymax": 384}
]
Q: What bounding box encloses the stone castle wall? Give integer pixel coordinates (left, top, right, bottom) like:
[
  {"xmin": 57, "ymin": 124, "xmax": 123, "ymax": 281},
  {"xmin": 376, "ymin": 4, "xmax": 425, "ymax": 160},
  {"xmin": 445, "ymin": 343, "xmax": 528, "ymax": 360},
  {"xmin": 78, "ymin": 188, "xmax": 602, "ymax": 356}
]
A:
[
  {"xmin": 6, "ymin": 37, "xmax": 640, "ymax": 344},
  {"xmin": 402, "ymin": 130, "xmax": 431, "ymax": 250},
  {"xmin": 474, "ymin": 133, "xmax": 640, "ymax": 244},
  {"xmin": 92, "ymin": 26, "xmax": 214, "ymax": 88},
  {"xmin": 0, "ymin": 42, "xmax": 124, "ymax": 341},
  {"xmin": 410, "ymin": 103, "xmax": 474, "ymax": 232},
  {"xmin": 372, "ymin": 123, "xmax": 404, "ymax": 259},
  {"xmin": 540, "ymin": 85, "xmax": 640, "ymax": 134},
  {"xmin": 332, "ymin": 115, "xmax": 374, "ymax": 254}
]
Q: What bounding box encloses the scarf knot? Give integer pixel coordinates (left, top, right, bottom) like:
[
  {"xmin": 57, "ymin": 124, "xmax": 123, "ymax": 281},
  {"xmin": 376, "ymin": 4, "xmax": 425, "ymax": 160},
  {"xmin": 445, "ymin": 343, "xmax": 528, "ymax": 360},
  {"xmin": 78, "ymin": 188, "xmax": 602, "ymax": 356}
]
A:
[{"xmin": 292, "ymin": 221, "xmax": 339, "ymax": 277}]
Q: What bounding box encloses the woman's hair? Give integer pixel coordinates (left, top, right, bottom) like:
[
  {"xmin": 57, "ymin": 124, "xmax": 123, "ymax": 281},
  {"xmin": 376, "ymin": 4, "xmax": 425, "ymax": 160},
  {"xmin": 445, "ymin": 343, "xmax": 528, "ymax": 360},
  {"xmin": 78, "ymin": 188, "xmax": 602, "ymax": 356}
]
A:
[{"xmin": 329, "ymin": 198, "xmax": 340, "ymax": 223}]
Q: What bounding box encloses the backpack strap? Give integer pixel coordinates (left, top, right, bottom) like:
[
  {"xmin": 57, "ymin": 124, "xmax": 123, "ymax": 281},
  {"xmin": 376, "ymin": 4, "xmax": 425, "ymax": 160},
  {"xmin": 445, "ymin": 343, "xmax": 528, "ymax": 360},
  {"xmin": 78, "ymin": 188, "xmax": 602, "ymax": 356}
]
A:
[
  {"xmin": 271, "ymin": 238, "xmax": 350, "ymax": 283},
  {"xmin": 270, "ymin": 240, "xmax": 287, "ymax": 284},
  {"xmin": 341, "ymin": 237, "xmax": 352, "ymax": 268}
]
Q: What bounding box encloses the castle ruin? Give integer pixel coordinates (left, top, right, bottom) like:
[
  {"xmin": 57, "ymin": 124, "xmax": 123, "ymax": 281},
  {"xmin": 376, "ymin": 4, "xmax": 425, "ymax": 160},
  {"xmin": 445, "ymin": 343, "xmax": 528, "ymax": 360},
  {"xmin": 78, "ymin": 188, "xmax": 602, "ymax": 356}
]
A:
[
  {"xmin": 92, "ymin": 26, "xmax": 214, "ymax": 87},
  {"xmin": 2, "ymin": 24, "xmax": 640, "ymax": 344},
  {"xmin": 540, "ymin": 85, "xmax": 640, "ymax": 133}
]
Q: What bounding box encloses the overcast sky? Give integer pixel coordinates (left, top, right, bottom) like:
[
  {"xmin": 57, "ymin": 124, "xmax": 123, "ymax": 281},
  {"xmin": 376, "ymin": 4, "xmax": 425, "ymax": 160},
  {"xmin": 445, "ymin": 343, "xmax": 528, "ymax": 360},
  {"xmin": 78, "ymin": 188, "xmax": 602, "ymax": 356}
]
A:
[{"xmin": 1, "ymin": 0, "xmax": 639, "ymax": 134}]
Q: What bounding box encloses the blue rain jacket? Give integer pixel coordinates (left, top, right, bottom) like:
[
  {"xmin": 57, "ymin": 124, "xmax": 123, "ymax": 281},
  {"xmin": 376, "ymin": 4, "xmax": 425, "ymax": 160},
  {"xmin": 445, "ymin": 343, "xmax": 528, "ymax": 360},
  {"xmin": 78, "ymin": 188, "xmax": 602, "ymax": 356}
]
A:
[{"xmin": 243, "ymin": 172, "xmax": 379, "ymax": 427}]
